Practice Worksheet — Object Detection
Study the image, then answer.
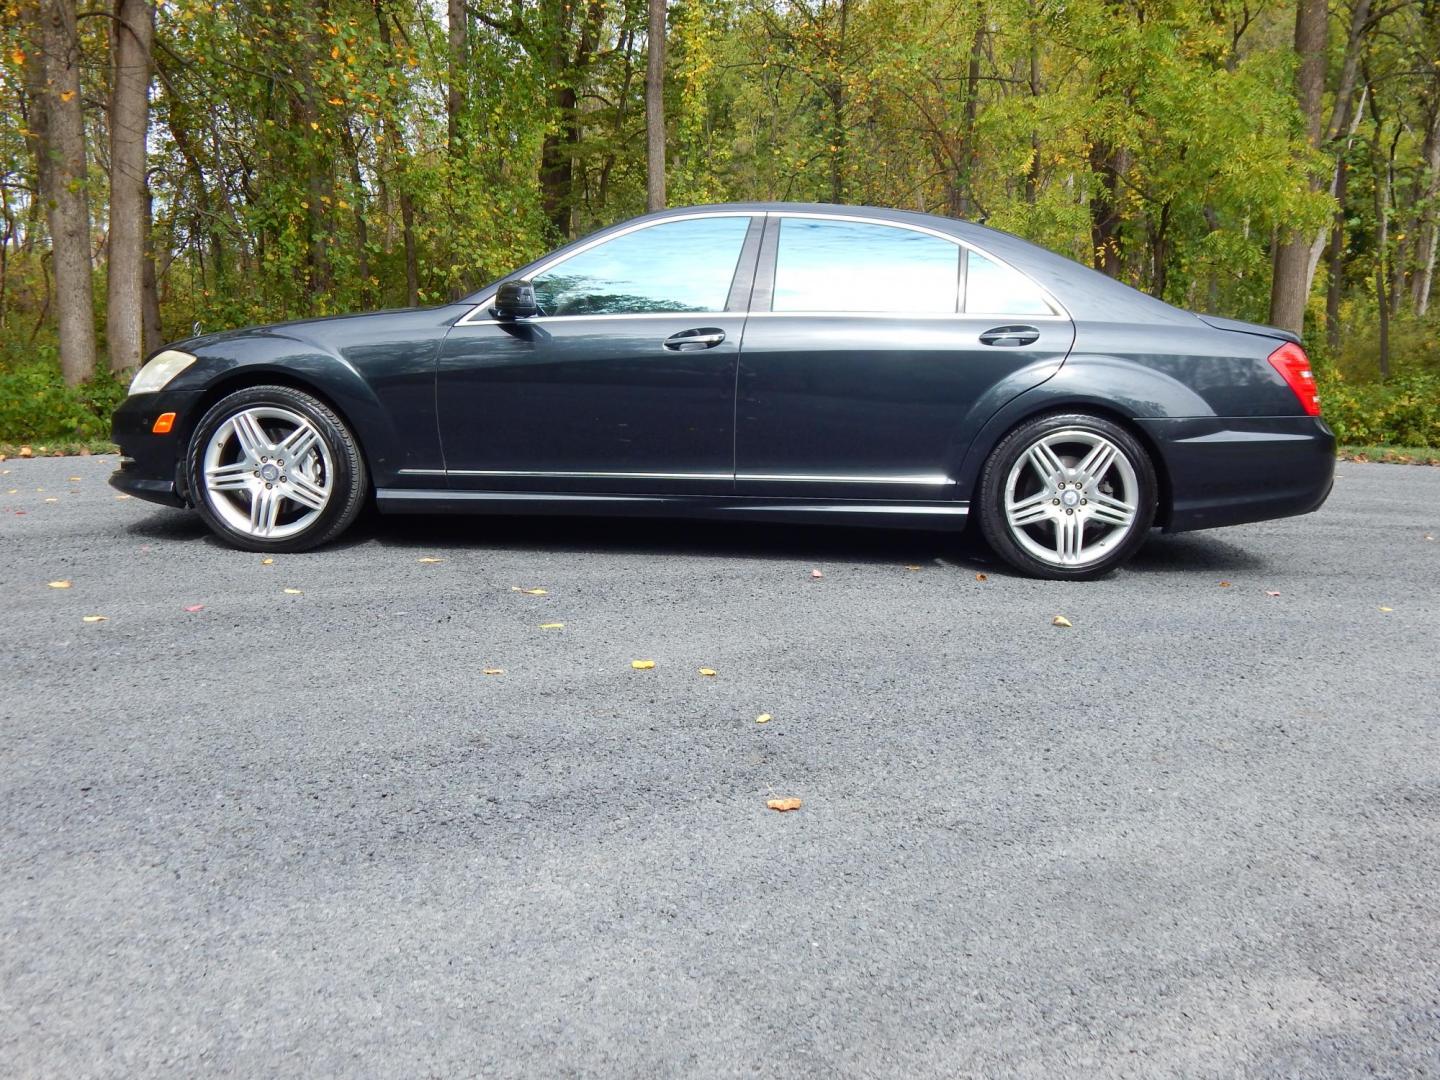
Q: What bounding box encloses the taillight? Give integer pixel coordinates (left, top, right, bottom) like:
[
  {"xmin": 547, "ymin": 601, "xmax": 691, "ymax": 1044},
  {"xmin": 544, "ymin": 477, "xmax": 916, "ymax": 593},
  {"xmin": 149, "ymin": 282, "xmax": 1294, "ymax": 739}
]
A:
[{"xmin": 1267, "ymin": 342, "xmax": 1320, "ymax": 416}]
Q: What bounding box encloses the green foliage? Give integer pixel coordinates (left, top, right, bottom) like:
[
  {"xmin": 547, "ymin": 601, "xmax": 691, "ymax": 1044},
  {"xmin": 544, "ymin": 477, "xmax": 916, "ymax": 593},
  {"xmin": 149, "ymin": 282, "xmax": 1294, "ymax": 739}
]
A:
[
  {"xmin": 0, "ymin": 347, "xmax": 127, "ymax": 443},
  {"xmin": 1320, "ymin": 372, "xmax": 1440, "ymax": 448}
]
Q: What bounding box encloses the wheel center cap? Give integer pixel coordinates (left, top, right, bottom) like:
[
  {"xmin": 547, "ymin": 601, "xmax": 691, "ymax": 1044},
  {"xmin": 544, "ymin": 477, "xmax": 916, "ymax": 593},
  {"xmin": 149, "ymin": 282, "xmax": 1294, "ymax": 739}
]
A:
[
  {"xmin": 1061, "ymin": 489, "xmax": 1080, "ymax": 508},
  {"xmin": 260, "ymin": 463, "xmax": 280, "ymax": 483}
]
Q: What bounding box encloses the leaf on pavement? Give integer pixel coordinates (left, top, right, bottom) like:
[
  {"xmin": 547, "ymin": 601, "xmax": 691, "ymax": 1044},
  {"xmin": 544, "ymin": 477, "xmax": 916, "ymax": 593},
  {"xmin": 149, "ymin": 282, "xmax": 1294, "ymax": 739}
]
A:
[
  {"xmin": 905, "ymin": 564, "xmax": 922, "ymax": 571},
  {"xmin": 113, "ymin": 494, "xmax": 130, "ymax": 500},
  {"xmin": 184, "ymin": 604, "xmax": 205, "ymax": 613},
  {"xmin": 18, "ymin": 446, "xmax": 33, "ymax": 458},
  {"xmin": 975, "ymin": 573, "xmax": 988, "ymax": 581},
  {"xmin": 631, "ymin": 659, "xmax": 655, "ymax": 670},
  {"xmin": 512, "ymin": 586, "xmax": 548, "ymax": 595},
  {"xmin": 767, "ymin": 797, "xmax": 802, "ymax": 812},
  {"xmin": 539, "ymin": 622, "xmax": 565, "ymax": 629},
  {"xmin": 1379, "ymin": 606, "xmax": 1393, "ymax": 612},
  {"xmin": 1219, "ymin": 581, "xmax": 1233, "ymax": 587},
  {"xmin": 283, "ymin": 587, "xmax": 303, "ymax": 595},
  {"xmin": 810, "ymin": 568, "xmax": 824, "ymax": 579},
  {"xmin": 68, "ymin": 476, "xmax": 81, "ymax": 482},
  {"xmin": 417, "ymin": 557, "xmax": 443, "ymax": 564},
  {"xmin": 1264, "ymin": 590, "xmax": 1281, "ymax": 597},
  {"xmin": 81, "ymin": 615, "xmax": 107, "ymax": 623},
  {"xmin": 48, "ymin": 580, "xmax": 72, "ymax": 589},
  {"xmin": 1052, "ymin": 615, "xmax": 1072, "ymax": 627},
  {"xmin": 698, "ymin": 668, "xmax": 717, "ymax": 677},
  {"xmin": 261, "ymin": 557, "xmax": 274, "ymax": 565},
  {"xmin": 482, "ymin": 667, "xmax": 505, "ymax": 675},
  {"xmin": 755, "ymin": 713, "xmax": 772, "ymax": 724}
]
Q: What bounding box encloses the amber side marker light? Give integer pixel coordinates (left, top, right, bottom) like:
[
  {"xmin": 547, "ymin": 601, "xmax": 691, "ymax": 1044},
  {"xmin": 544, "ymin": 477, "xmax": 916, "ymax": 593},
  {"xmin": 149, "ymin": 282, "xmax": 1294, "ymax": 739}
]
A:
[{"xmin": 151, "ymin": 412, "xmax": 177, "ymax": 434}]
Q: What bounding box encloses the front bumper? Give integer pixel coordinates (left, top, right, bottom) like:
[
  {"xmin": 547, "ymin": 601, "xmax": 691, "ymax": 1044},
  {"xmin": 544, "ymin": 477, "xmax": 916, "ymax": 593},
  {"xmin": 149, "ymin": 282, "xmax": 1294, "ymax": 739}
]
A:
[
  {"xmin": 1138, "ymin": 416, "xmax": 1336, "ymax": 533},
  {"xmin": 109, "ymin": 390, "xmax": 203, "ymax": 508}
]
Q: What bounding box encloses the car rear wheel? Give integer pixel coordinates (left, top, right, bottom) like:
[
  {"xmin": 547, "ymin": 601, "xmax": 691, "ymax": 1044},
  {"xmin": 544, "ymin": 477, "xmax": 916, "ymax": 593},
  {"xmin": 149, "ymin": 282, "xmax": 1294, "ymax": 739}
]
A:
[
  {"xmin": 978, "ymin": 413, "xmax": 1157, "ymax": 580},
  {"xmin": 186, "ymin": 385, "xmax": 367, "ymax": 552}
]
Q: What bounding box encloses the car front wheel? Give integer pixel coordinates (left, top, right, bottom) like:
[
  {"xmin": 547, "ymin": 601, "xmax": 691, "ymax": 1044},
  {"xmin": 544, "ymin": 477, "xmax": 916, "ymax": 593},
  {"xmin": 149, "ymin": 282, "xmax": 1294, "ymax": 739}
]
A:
[
  {"xmin": 977, "ymin": 412, "xmax": 1157, "ymax": 580},
  {"xmin": 186, "ymin": 384, "xmax": 368, "ymax": 553}
]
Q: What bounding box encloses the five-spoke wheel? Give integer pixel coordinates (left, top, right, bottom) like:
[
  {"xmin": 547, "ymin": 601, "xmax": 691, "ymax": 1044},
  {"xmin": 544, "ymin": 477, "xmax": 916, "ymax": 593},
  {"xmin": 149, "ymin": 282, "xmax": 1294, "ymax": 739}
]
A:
[
  {"xmin": 187, "ymin": 385, "xmax": 367, "ymax": 552},
  {"xmin": 979, "ymin": 413, "xmax": 1157, "ymax": 579}
]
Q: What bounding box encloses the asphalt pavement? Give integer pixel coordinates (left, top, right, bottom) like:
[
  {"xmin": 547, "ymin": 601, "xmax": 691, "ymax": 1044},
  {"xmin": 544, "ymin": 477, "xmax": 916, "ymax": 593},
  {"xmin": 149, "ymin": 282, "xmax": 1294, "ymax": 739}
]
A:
[{"xmin": 2, "ymin": 455, "xmax": 1438, "ymax": 1078}]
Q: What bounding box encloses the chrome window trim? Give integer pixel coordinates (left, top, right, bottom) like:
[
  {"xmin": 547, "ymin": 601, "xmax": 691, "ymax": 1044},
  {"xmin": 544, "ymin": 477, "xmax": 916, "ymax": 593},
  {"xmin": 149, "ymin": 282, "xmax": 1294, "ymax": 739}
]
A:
[
  {"xmin": 771, "ymin": 211, "xmax": 1067, "ymax": 319},
  {"xmin": 455, "ymin": 210, "xmax": 757, "ymax": 327},
  {"xmin": 455, "ymin": 208, "xmax": 1071, "ymax": 326},
  {"xmin": 743, "ymin": 310, "xmax": 1069, "ymax": 322}
]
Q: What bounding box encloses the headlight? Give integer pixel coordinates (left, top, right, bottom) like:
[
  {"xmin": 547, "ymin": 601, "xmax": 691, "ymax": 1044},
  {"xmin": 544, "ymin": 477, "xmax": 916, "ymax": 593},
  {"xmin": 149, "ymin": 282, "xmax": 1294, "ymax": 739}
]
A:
[{"xmin": 128, "ymin": 350, "xmax": 197, "ymax": 395}]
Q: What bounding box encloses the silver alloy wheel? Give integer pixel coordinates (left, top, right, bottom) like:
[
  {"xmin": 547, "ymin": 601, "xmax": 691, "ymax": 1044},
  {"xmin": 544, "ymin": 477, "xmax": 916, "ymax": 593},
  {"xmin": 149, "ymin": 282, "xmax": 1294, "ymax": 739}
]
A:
[
  {"xmin": 201, "ymin": 405, "xmax": 334, "ymax": 540},
  {"xmin": 1002, "ymin": 428, "xmax": 1140, "ymax": 568}
]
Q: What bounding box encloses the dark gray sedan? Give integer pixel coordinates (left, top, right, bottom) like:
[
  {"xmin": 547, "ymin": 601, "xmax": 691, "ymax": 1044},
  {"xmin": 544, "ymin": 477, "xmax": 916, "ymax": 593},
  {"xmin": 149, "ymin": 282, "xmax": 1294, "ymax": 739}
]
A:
[{"xmin": 111, "ymin": 203, "xmax": 1333, "ymax": 579}]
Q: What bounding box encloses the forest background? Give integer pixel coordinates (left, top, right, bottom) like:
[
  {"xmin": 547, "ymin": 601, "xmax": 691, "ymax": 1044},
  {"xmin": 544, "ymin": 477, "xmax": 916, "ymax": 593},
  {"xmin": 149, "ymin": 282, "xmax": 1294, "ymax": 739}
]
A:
[{"xmin": 2, "ymin": 0, "xmax": 1438, "ymax": 451}]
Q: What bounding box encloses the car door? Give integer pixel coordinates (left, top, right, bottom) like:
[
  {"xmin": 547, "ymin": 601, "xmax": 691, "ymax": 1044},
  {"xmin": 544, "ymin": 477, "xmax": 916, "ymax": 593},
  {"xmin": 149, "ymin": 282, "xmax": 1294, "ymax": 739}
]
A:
[
  {"xmin": 735, "ymin": 214, "xmax": 1075, "ymax": 502},
  {"xmin": 436, "ymin": 213, "xmax": 761, "ymax": 494}
]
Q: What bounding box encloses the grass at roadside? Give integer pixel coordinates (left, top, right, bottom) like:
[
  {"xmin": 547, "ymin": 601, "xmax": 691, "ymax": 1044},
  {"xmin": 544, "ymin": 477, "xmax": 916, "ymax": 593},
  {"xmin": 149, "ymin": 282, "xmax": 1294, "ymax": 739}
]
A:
[
  {"xmin": 0, "ymin": 439, "xmax": 118, "ymax": 459},
  {"xmin": 1338, "ymin": 445, "xmax": 1440, "ymax": 465}
]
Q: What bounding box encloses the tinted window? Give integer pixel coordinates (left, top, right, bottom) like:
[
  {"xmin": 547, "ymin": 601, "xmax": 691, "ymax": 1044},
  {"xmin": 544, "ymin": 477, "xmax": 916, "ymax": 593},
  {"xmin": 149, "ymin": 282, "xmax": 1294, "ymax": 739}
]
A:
[
  {"xmin": 965, "ymin": 251, "xmax": 1053, "ymax": 315},
  {"xmin": 772, "ymin": 218, "xmax": 959, "ymax": 313},
  {"xmin": 532, "ymin": 216, "xmax": 750, "ymax": 316}
]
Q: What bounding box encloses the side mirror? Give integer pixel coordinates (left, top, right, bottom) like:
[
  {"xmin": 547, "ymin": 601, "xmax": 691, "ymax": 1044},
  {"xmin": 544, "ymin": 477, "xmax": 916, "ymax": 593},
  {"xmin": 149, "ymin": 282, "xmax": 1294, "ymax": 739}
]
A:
[{"xmin": 492, "ymin": 280, "xmax": 538, "ymax": 320}]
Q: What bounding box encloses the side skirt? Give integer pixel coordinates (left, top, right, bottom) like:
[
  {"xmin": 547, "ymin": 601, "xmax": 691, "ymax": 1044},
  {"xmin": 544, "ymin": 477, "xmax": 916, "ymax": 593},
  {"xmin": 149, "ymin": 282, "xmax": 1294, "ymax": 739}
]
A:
[{"xmin": 374, "ymin": 488, "xmax": 970, "ymax": 531}]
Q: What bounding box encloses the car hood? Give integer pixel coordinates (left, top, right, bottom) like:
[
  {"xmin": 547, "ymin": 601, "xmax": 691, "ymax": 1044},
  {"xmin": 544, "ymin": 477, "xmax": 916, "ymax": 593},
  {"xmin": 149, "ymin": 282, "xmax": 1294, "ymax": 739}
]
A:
[{"xmin": 167, "ymin": 305, "xmax": 455, "ymax": 356}]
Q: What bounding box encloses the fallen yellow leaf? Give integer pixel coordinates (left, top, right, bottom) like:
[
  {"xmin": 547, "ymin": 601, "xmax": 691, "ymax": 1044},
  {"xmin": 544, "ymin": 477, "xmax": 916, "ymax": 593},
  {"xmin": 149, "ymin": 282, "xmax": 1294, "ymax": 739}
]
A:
[
  {"xmin": 261, "ymin": 557, "xmax": 274, "ymax": 565},
  {"xmin": 1052, "ymin": 615, "xmax": 1072, "ymax": 627},
  {"xmin": 1219, "ymin": 580, "xmax": 1233, "ymax": 587},
  {"xmin": 482, "ymin": 667, "xmax": 505, "ymax": 675},
  {"xmin": 1264, "ymin": 590, "xmax": 1281, "ymax": 598},
  {"xmin": 755, "ymin": 713, "xmax": 772, "ymax": 724},
  {"xmin": 44, "ymin": 497, "xmax": 58, "ymax": 503},
  {"xmin": 698, "ymin": 668, "xmax": 717, "ymax": 677},
  {"xmin": 767, "ymin": 797, "xmax": 801, "ymax": 812},
  {"xmin": 905, "ymin": 565, "xmax": 922, "ymax": 571},
  {"xmin": 67, "ymin": 476, "xmax": 81, "ymax": 482},
  {"xmin": 283, "ymin": 588, "xmax": 303, "ymax": 595},
  {"xmin": 975, "ymin": 573, "xmax": 988, "ymax": 582},
  {"xmin": 48, "ymin": 580, "xmax": 72, "ymax": 589},
  {"xmin": 631, "ymin": 659, "xmax": 655, "ymax": 670},
  {"xmin": 82, "ymin": 615, "xmax": 107, "ymax": 623},
  {"xmin": 114, "ymin": 494, "xmax": 130, "ymax": 500},
  {"xmin": 417, "ymin": 557, "xmax": 443, "ymax": 564},
  {"xmin": 539, "ymin": 622, "xmax": 565, "ymax": 629},
  {"xmin": 1379, "ymin": 606, "xmax": 1393, "ymax": 612},
  {"xmin": 810, "ymin": 568, "xmax": 824, "ymax": 579},
  {"xmin": 511, "ymin": 587, "xmax": 548, "ymax": 595}
]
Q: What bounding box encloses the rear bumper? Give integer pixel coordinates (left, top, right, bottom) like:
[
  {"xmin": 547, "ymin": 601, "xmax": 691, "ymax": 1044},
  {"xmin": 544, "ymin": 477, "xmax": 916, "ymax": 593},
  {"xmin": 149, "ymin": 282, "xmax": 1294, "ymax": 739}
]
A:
[
  {"xmin": 1137, "ymin": 416, "xmax": 1335, "ymax": 533},
  {"xmin": 109, "ymin": 390, "xmax": 202, "ymax": 508}
]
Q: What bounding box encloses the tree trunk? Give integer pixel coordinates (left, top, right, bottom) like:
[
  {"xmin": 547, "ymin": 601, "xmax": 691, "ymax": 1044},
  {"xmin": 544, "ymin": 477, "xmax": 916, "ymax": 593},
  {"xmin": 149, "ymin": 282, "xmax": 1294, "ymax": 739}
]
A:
[
  {"xmin": 372, "ymin": 0, "xmax": 418, "ymax": 305},
  {"xmin": 141, "ymin": 183, "xmax": 162, "ymax": 353},
  {"xmin": 645, "ymin": 0, "xmax": 665, "ymax": 212},
  {"xmin": 447, "ymin": 0, "xmax": 468, "ymax": 156},
  {"xmin": 1089, "ymin": 144, "xmax": 1129, "ymax": 278},
  {"xmin": 30, "ymin": 0, "xmax": 97, "ymax": 385},
  {"xmin": 1268, "ymin": 0, "xmax": 1327, "ymax": 336},
  {"xmin": 1409, "ymin": 104, "xmax": 1440, "ymax": 316},
  {"xmin": 1373, "ymin": 123, "xmax": 1390, "ymax": 378},
  {"xmin": 106, "ymin": 0, "xmax": 153, "ymax": 375}
]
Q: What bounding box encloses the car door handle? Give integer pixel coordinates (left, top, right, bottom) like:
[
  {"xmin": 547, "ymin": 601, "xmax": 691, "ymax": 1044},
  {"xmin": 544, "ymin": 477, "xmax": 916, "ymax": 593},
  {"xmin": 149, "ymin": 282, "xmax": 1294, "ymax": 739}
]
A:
[
  {"xmin": 978, "ymin": 325, "xmax": 1041, "ymax": 347},
  {"xmin": 663, "ymin": 328, "xmax": 726, "ymax": 351}
]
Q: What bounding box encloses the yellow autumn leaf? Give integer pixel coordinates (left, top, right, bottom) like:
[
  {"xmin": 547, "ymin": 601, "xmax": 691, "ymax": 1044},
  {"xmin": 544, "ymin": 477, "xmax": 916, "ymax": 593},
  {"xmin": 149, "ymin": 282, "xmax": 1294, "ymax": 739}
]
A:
[
  {"xmin": 417, "ymin": 557, "xmax": 443, "ymax": 564},
  {"xmin": 539, "ymin": 622, "xmax": 565, "ymax": 629},
  {"xmin": 59, "ymin": 89, "xmax": 75, "ymax": 102},
  {"xmin": 482, "ymin": 667, "xmax": 505, "ymax": 675},
  {"xmin": 1379, "ymin": 606, "xmax": 1393, "ymax": 612},
  {"xmin": 755, "ymin": 713, "xmax": 772, "ymax": 724},
  {"xmin": 767, "ymin": 797, "xmax": 801, "ymax": 812},
  {"xmin": 698, "ymin": 668, "xmax": 717, "ymax": 677},
  {"xmin": 1052, "ymin": 615, "xmax": 1072, "ymax": 627},
  {"xmin": 904, "ymin": 564, "xmax": 922, "ymax": 571},
  {"xmin": 631, "ymin": 659, "xmax": 655, "ymax": 670},
  {"xmin": 82, "ymin": 615, "xmax": 107, "ymax": 623},
  {"xmin": 511, "ymin": 587, "xmax": 547, "ymax": 595},
  {"xmin": 114, "ymin": 493, "xmax": 130, "ymax": 500},
  {"xmin": 283, "ymin": 588, "xmax": 303, "ymax": 595},
  {"xmin": 261, "ymin": 557, "xmax": 274, "ymax": 565},
  {"xmin": 48, "ymin": 580, "xmax": 72, "ymax": 589},
  {"xmin": 975, "ymin": 573, "xmax": 988, "ymax": 581},
  {"xmin": 44, "ymin": 497, "xmax": 58, "ymax": 503},
  {"xmin": 67, "ymin": 476, "xmax": 81, "ymax": 482}
]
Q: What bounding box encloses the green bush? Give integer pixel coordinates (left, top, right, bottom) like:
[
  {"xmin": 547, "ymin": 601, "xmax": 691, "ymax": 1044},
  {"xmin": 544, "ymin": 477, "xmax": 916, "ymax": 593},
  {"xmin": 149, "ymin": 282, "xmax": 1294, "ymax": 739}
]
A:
[
  {"xmin": 1319, "ymin": 372, "xmax": 1440, "ymax": 448},
  {"xmin": 0, "ymin": 351, "xmax": 127, "ymax": 443}
]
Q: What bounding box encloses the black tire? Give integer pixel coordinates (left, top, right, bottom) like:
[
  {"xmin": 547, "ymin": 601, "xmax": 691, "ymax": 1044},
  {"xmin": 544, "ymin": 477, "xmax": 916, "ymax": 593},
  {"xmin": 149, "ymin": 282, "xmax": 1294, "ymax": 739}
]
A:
[
  {"xmin": 976, "ymin": 412, "xmax": 1157, "ymax": 580},
  {"xmin": 185, "ymin": 384, "xmax": 368, "ymax": 553}
]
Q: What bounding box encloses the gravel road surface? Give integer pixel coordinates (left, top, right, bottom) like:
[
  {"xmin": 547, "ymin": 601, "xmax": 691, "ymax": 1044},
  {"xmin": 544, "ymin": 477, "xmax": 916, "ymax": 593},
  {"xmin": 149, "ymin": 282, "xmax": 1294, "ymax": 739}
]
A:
[{"xmin": 2, "ymin": 455, "xmax": 1438, "ymax": 1077}]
